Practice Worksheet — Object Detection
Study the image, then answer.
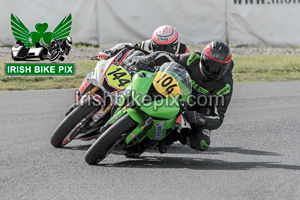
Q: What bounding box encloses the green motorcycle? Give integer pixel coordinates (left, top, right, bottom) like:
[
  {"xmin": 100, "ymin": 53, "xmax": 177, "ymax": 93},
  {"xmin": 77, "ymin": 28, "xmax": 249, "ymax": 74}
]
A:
[{"xmin": 84, "ymin": 62, "xmax": 192, "ymax": 165}]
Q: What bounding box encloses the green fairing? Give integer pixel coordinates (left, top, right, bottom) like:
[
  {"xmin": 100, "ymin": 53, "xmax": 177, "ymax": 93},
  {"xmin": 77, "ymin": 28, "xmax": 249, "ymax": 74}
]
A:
[
  {"xmin": 124, "ymin": 69, "xmax": 182, "ymax": 143},
  {"xmin": 140, "ymin": 97, "xmax": 180, "ymax": 119},
  {"xmin": 127, "ymin": 108, "xmax": 149, "ymax": 124},
  {"xmin": 216, "ymin": 83, "xmax": 231, "ymax": 96},
  {"xmin": 187, "ymin": 53, "xmax": 200, "ymax": 66},
  {"xmin": 124, "ymin": 70, "xmax": 180, "ymax": 142},
  {"xmin": 131, "ymin": 71, "xmax": 181, "ymax": 119},
  {"xmin": 131, "ymin": 71, "xmax": 155, "ymax": 106},
  {"xmin": 107, "ymin": 64, "xmax": 192, "ymax": 151},
  {"xmin": 125, "ymin": 117, "xmax": 176, "ymax": 144},
  {"xmin": 145, "ymin": 118, "xmax": 176, "ymax": 141},
  {"xmin": 125, "ymin": 107, "xmax": 176, "ymax": 144}
]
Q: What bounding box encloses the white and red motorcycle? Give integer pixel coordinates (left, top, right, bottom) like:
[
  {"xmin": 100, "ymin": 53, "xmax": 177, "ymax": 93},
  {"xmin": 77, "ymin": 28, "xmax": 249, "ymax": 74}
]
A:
[{"xmin": 50, "ymin": 48, "xmax": 145, "ymax": 147}]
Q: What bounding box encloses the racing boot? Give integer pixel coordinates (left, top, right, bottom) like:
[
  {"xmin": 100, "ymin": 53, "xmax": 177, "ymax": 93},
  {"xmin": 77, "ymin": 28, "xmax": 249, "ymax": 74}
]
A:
[
  {"xmin": 185, "ymin": 128, "xmax": 211, "ymax": 151},
  {"xmin": 158, "ymin": 132, "xmax": 180, "ymax": 153}
]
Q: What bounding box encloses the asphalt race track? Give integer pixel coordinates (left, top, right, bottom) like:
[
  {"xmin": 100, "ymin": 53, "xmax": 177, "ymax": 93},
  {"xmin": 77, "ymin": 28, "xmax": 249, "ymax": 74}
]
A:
[{"xmin": 1, "ymin": 82, "xmax": 300, "ymax": 200}]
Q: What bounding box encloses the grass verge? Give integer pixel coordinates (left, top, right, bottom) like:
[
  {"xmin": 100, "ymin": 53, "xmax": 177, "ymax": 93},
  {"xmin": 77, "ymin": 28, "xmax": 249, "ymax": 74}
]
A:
[
  {"xmin": 0, "ymin": 55, "xmax": 300, "ymax": 91},
  {"xmin": 0, "ymin": 60, "xmax": 96, "ymax": 91},
  {"xmin": 233, "ymin": 55, "xmax": 300, "ymax": 82}
]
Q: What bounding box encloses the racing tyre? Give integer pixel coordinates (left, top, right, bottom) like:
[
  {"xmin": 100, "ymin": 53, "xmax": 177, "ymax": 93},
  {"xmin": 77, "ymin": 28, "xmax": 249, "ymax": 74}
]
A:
[
  {"xmin": 85, "ymin": 114, "xmax": 137, "ymax": 165},
  {"xmin": 49, "ymin": 50, "xmax": 61, "ymax": 61},
  {"xmin": 50, "ymin": 97, "xmax": 98, "ymax": 148}
]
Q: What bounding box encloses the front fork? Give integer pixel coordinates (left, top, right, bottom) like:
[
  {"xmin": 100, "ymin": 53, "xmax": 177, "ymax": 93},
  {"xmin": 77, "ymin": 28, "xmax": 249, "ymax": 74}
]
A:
[
  {"xmin": 65, "ymin": 85, "xmax": 113, "ymax": 141},
  {"xmin": 81, "ymin": 86, "xmax": 113, "ymax": 126},
  {"xmin": 66, "ymin": 85, "xmax": 103, "ymax": 116},
  {"xmin": 101, "ymin": 103, "xmax": 153, "ymax": 145},
  {"xmin": 73, "ymin": 103, "xmax": 114, "ymax": 141}
]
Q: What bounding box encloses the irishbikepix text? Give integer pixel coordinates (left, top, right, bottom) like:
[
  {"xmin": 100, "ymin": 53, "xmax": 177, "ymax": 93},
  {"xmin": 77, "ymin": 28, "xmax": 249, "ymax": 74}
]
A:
[{"xmin": 5, "ymin": 63, "xmax": 75, "ymax": 76}]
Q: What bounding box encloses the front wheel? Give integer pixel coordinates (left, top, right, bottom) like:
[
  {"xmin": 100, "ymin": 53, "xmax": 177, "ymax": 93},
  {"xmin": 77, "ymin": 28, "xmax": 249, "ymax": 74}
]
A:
[
  {"xmin": 50, "ymin": 97, "xmax": 98, "ymax": 147},
  {"xmin": 85, "ymin": 114, "xmax": 137, "ymax": 165}
]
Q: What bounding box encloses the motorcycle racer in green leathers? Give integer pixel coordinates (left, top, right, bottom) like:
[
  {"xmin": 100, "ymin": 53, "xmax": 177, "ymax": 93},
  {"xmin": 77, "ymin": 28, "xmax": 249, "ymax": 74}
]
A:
[{"xmin": 135, "ymin": 40, "xmax": 234, "ymax": 152}]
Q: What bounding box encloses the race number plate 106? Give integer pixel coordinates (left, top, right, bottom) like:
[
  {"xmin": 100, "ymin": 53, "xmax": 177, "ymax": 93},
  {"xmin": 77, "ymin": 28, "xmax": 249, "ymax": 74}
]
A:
[{"xmin": 153, "ymin": 71, "xmax": 181, "ymax": 98}]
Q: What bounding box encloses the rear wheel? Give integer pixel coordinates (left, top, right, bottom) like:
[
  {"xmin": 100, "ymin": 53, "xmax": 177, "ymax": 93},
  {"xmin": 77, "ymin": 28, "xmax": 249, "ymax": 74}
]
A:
[
  {"xmin": 50, "ymin": 97, "xmax": 98, "ymax": 147},
  {"xmin": 85, "ymin": 114, "xmax": 137, "ymax": 165}
]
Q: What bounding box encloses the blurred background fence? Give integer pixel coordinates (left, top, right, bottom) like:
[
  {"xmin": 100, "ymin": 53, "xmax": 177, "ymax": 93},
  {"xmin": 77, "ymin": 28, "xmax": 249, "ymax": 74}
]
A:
[{"xmin": 1, "ymin": 0, "xmax": 299, "ymax": 47}]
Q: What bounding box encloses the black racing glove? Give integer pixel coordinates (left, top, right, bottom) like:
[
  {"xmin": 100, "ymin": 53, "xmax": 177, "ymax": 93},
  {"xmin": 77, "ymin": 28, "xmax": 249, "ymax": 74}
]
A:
[
  {"xmin": 134, "ymin": 56, "xmax": 156, "ymax": 72},
  {"xmin": 184, "ymin": 111, "xmax": 206, "ymax": 126}
]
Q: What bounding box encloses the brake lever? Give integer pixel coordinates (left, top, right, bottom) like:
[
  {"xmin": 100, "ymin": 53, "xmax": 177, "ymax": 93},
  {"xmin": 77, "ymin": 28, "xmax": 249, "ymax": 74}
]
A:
[{"xmin": 90, "ymin": 56, "xmax": 100, "ymax": 61}]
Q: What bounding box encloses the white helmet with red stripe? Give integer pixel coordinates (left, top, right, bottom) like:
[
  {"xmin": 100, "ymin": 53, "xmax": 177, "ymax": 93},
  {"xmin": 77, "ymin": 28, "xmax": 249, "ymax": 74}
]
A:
[
  {"xmin": 151, "ymin": 25, "xmax": 180, "ymax": 54},
  {"xmin": 200, "ymin": 41, "xmax": 232, "ymax": 80}
]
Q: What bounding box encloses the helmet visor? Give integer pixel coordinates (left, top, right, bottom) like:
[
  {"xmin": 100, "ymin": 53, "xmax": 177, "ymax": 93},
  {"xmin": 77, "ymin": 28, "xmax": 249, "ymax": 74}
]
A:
[
  {"xmin": 152, "ymin": 41, "xmax": 178, "ymax": 54},
  {"xmin": 201, "ymin": 54, "xmax": 229, "ymax": 80}
]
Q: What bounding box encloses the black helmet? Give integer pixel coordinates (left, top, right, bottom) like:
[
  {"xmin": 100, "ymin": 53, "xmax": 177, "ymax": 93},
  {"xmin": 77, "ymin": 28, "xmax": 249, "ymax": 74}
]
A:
[{"xmin": 200, "ymin": 41, "xmax": 232, "ymax": 80}]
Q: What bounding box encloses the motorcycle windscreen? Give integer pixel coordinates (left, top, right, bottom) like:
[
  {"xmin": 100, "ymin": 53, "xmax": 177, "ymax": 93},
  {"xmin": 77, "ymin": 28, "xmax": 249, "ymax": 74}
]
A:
[
  {"xmin": 140, "ymin": 62, "xmax": 192, "ymax": 119},
  {"xmin": 153, "ymin": 62, "xmax": 192, "ymax": 100}
]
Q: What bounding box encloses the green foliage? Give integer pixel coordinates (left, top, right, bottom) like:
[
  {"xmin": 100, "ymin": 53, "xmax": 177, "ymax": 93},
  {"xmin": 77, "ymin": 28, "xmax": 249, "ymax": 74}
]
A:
[{"xmin": 0, "ymin": 60, "xmax": 95, "ymax": 90}]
